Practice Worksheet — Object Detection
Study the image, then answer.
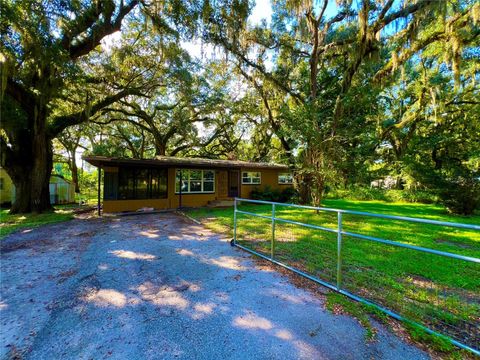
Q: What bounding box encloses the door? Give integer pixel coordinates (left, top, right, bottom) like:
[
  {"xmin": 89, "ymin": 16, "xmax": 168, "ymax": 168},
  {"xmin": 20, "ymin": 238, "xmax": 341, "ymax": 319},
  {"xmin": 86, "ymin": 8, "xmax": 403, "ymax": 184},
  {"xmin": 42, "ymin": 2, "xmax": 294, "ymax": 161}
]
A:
[
  {"xmin": 228, "ymin": 170, "xmax": 239, "ymax": 198},
  {"xmin": 49, "ymin": 183, "xmax": 57, "ymax": 204}
]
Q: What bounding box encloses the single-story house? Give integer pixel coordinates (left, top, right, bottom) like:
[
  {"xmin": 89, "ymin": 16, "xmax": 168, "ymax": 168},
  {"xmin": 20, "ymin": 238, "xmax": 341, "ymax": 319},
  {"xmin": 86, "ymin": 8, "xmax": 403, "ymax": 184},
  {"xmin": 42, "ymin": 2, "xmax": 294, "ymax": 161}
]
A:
[
  {"xmin": 83, "ymin": 155, "xmax": 293, "ymax": 213},
  {"xmin": 0, "ymin": 167, "xmax": 75, "ymax": 205},
  {"xmin": 0, "ymin": 167, "xmax": 15, "ymax": 205}
]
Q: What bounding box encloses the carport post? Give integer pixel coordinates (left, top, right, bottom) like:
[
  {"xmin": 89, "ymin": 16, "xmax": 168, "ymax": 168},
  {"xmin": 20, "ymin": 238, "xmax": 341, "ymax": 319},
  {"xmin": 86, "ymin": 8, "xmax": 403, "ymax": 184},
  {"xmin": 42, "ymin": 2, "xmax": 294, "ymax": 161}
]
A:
[
  {"xmin": 97, "ymin": 167, "xmax": 101, "ymax": 216},
  {"xmin": 179, "ymin": 169, "xmax": 183, "ymax": 209}
]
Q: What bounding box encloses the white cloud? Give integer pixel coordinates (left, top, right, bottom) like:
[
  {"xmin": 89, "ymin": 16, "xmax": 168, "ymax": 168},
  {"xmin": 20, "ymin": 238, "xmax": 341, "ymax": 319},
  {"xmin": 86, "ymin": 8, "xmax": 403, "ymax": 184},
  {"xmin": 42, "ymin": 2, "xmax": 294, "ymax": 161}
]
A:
[{"xmin": 250, "ymin": 0, "xmax": 273, "ymax": 26}]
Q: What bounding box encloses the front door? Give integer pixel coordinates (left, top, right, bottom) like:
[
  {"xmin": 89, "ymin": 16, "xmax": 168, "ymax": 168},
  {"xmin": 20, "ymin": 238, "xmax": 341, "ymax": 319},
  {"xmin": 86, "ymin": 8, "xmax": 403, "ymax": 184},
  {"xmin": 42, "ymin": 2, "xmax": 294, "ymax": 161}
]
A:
[{"xmin": 228, "ymin": 170, "xmax": 239, "ymax": 198}]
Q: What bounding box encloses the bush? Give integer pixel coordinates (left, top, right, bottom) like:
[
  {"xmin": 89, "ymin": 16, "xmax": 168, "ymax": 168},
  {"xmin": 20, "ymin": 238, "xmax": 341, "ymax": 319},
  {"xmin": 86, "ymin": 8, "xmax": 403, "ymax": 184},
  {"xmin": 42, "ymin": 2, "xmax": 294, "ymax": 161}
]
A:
[
  {"xmin": 326, "ymin": 187, "xmax": 388, "ymax": 201},
  {"xmin": 250, "ymin": 185, "xmax": 297, "ymax": 203},
  {"xmin": 384, "ymin": 190, "xmax": 438, "ymax": 204},
  {"xmin": 325, "ymin": 186, "xmax": 438, "ymax": 204},
  {"xmin": 407, "ymin": 159, "xmax": 480, "ymax": 215}
]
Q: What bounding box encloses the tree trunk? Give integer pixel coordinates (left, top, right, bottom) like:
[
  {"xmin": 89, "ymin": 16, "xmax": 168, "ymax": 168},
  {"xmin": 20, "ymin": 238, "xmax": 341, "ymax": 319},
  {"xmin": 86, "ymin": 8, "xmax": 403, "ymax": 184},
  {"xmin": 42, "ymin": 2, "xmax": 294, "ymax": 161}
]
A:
[
  {"xmin": 155, "ymin": 142, "xmax": 167, "ymax": 156},
  {"xmin": 9, "ymin": 174, "xmax": 31, "ymax": 213},
  {"xmin": 8, "ymin": 147, "xmax": 53, "ymax": 213},
  {"xmin": 5, "ymin": 110, "xmax": 54, "ymax": 214},
  {"xmin": 71, "ymin": 158, "xmax": 80, "ymax": 193},
  {"xmin": 296, "ymin": 173, "xmax": 313, "ymax": 205}
]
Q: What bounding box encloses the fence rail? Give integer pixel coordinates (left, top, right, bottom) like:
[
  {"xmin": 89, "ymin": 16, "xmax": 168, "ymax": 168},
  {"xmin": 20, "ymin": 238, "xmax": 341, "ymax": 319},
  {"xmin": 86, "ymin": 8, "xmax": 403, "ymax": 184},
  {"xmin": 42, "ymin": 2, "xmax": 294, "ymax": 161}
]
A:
[{"xmin": 232, "ymin": 198, "xmax": 480, "ymax": 356}]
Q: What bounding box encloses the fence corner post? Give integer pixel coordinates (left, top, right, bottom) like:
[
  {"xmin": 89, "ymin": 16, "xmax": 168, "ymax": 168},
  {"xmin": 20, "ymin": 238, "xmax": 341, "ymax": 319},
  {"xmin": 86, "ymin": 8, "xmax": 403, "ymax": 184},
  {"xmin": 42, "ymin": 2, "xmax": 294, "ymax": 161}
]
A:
[
  {"xmin": 336, "ymin": 211, "xmax": 343, "ymax": 290},
  {"xmin": 233, "ymin": 198, "xmax": 237, "ymax": 245},
  {"xmin": 271, "ymin": 203, "xmax": 276, "ymax": 260}
]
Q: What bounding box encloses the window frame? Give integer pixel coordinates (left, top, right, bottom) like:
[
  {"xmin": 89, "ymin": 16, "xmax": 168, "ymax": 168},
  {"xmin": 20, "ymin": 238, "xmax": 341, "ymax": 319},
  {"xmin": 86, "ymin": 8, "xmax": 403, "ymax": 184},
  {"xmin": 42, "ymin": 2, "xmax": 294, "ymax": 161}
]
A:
[
  {"xmin": 278, "ymin": 172, "xmax": 294, "ymax": 185},
  {"xmin": 175, "ymin": 169, "xmax": 216, "ymax": 194},
  {"xmin": 116, "ymin": 166, "xmax": 168, "ymax": 200},
  {"xmin": 242, "ymin": 171, "xmax": 261, "ymax": 185}
]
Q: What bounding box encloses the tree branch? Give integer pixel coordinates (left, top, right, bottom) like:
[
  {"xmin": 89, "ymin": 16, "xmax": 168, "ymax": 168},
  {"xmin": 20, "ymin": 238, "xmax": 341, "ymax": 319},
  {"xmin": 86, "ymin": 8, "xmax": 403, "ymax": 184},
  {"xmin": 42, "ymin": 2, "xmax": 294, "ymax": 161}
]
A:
[
  {"xmin": 64, "ymin": 0, "xmax": 139, "ymax": 59},
  {"xmin": 48, "ymin": 88, "xmax": 144, "ymax": 138}
]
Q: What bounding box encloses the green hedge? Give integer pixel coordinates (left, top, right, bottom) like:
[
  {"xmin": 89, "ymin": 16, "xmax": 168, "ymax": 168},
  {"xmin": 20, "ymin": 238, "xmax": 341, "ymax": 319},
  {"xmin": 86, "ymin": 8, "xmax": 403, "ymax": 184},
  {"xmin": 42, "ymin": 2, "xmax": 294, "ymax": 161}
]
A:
[
  {"xmin": 250, "ymin": 186, "xmax": 297, "ymax": 203},
  {"xmin": 326, "ymin": 187, "xmax": 438, "ymax": 204}
]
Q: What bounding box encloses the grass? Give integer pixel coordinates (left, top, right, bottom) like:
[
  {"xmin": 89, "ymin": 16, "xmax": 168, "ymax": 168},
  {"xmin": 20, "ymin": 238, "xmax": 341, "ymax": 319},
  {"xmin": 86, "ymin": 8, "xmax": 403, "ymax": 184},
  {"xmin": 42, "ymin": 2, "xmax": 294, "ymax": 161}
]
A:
[
  {"xmin": 0, "ymin": 207, "xmax": 76, "ymax": 238},
  {"xmin": 187, "ymin": 199, "xmax": 480, "ymax": 353},
  {"xmin": 325, "ymin": 292, "xmax": 378, "ymax": 341}
]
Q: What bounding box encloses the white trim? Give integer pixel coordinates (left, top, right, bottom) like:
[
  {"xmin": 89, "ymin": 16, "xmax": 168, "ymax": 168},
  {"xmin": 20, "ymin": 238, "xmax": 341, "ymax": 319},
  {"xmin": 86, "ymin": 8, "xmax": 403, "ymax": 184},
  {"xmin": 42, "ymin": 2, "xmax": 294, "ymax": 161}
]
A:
[
  {"xmin": 241, "ymin": 171, "xmax": 261, "ymax": 185},
  {"xmin": 175, "ymin": 169, "xmax": 216, "ymax": 194},
  {"xmin": 278, "ymin": 172, "xmax": 293, "ymax": 185}
]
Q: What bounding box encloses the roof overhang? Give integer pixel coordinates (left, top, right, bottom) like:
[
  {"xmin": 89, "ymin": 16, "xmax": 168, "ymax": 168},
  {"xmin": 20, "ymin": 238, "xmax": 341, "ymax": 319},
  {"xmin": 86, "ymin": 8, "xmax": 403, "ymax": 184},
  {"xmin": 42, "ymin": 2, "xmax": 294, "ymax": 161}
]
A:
[{"xmin": 82, "ymin": 155, "xmax": 289, "ymax": 171}]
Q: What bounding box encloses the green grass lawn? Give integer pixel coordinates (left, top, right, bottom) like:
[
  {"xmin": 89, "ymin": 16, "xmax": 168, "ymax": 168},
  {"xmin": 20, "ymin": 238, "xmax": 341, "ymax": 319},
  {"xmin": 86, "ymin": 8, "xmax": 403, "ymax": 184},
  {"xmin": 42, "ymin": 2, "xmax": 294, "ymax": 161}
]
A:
[
  {"xmin": 0, "ymin": 207, "xmax": 76, "ymax": 238},
  {"xmin": 187, "ymin": 199, "xmax": 480, "ymax": 351}
]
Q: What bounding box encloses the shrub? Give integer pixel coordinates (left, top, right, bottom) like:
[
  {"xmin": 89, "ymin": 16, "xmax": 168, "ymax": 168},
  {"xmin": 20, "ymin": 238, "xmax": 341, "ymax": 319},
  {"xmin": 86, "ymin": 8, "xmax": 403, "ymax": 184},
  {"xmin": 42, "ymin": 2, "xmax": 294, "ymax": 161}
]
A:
[
  {"xmin": 407, "ymin": 160, "xmax": 480, "ymax": 215},
  {"xmin": 250, "ymin": 185, "xmax": 297, "ymax": 203},
  {"xmin": 326, "ymin": 187, "xmax": 388, "ymax": 201},
  {"xmin": 384, "ymin": 190, "xmax": 438, "ymax": 204},
  {"xmin": 325, "ymin": 186, "xmax": 439, "ymax": 204}
]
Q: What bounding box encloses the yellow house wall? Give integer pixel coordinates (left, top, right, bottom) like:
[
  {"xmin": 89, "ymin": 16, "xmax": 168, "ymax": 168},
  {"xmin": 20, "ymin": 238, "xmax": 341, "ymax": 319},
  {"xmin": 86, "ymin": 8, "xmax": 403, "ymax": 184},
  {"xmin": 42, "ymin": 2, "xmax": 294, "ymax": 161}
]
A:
[
  {"xmin": 0, "ymin": 168, "xmax": 14, "ymax": 203},
  {"xmin": 103, "ymin": 167, "xmax": 219, "ymax": 212},
  {"xmin": 103, "ymin": 198, "xmax": 170, "ymax": 212},
  {"xmin": 239, "ymin": 168, "xmax": 292, "ymax": 199},
  {"xmin": 102, "ymin": 166, "xmax": 292, "ymax": 212}
]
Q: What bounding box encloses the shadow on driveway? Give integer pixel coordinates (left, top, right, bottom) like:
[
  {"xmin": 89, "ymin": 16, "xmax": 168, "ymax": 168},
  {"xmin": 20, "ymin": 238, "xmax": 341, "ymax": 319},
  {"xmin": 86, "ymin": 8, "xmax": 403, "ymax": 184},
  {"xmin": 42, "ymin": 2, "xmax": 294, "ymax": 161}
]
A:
[{"xmin": 0, "ymin": 213, "xmax": 430, "ymax": 359}]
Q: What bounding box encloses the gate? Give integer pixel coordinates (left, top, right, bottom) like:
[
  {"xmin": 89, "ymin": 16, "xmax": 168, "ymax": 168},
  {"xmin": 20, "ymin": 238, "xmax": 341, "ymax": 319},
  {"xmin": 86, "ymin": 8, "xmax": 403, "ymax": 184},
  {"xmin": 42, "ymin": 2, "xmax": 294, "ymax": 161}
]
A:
[{"xmin": 232, "ymin": 198, "xmax": 480, "ymax": 355}]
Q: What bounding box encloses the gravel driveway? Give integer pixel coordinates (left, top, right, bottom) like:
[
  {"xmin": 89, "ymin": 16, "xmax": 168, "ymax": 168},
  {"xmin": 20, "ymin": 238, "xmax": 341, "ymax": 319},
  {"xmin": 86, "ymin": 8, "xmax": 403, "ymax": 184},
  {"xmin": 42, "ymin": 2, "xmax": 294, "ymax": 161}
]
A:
[{"xmin": 0, "ymin": 212, "xmax": 429, "ymax": 360}]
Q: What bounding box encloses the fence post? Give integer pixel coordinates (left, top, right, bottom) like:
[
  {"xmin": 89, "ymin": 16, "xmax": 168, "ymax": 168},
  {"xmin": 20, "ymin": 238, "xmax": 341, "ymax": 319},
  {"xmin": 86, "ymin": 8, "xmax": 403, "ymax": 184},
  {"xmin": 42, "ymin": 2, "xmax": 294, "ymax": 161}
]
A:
[
  {"xmin": 336, "ymin": 211, "xmax": 343, "ymax": 290},
  {"xmin": 233, "ymin": 198, "xmax": 237, "ymax": 245},
  {"xmin": 271, "ymin": 203, "xmax": 276, "ymax": 259}
]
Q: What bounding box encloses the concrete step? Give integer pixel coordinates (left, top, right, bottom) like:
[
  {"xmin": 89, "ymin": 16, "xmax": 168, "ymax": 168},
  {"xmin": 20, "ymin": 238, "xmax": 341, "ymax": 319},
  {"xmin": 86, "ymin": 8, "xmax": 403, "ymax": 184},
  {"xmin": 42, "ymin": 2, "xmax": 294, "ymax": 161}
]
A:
[{"xmin": 207, "ymin": 199, "xmax": 234, "ymax": 207}]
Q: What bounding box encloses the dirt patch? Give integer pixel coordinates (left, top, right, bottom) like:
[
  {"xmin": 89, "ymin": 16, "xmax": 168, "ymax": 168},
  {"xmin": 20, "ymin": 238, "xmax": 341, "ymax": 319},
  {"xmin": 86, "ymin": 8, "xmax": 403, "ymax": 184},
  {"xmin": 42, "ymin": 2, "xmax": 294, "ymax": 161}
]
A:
[
  {"xmin": 435, "ymin": 238, "xmax": 473, "ymax": 249},
  {"xmin": 0, "ymin": 238, "xmax": 56, "ymax": 254},
  {"xmin": 56, "ymin": 269, "xmax": 79, "ymax": 284}
]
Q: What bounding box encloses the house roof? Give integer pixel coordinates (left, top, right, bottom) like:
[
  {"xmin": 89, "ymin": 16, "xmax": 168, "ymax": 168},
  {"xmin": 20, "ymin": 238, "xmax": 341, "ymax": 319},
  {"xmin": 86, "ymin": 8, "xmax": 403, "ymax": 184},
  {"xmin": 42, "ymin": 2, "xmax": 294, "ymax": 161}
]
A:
[
  {"xmin": 51, "ymin": 174, "xmax": 73, "ymax": 184},
  {"xmin": 83, "ymin": 155, "xmax": 289, "ymax": 170}
]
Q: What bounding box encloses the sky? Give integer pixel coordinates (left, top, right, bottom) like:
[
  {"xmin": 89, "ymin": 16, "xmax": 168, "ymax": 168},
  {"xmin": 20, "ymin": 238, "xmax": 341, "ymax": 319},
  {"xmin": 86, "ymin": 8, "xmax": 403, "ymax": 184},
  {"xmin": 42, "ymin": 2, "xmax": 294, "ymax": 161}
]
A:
[{"xmin": 181, "ymin": 0, "xmax": 273, "ymax": 59}]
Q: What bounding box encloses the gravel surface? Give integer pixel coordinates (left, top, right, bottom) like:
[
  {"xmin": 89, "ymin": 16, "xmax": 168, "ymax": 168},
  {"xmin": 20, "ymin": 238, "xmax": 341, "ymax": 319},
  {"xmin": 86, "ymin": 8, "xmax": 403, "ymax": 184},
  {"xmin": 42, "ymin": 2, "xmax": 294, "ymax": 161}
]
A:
[{"xmin": 0, "ymin": 213, "xmax": 430, "ymax": 359}]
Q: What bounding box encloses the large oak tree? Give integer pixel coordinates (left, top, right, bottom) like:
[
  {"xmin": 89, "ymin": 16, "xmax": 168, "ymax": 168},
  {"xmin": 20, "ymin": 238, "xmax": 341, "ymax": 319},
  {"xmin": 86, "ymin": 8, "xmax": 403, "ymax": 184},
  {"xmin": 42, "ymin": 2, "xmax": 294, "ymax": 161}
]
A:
[
  {"xmin": 1, "ymin": 1, "xmax": 143, "ymax": 213},
  {"xmin": 0, "ymin": 0, "xmax": 217, "ymax": 213}
]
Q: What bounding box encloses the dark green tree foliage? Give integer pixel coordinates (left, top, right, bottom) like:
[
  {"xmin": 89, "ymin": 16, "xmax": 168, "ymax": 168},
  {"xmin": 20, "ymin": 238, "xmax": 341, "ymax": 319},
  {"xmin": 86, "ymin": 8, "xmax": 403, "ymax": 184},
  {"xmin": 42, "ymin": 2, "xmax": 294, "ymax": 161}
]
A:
[
  {"xmin": 0, "ymin": 0, "xmax": 144, "ymax": 213},
  {"xmin": 402, "ymin": 68, "xmax": 480, "ymax": 214},
  {"xmin": 206, "ymin": 0, "xmax": 479, "ymax": 212},
  {"xmin": 0, "ymin": 0, "xmax": 220, "ymax": 213}
]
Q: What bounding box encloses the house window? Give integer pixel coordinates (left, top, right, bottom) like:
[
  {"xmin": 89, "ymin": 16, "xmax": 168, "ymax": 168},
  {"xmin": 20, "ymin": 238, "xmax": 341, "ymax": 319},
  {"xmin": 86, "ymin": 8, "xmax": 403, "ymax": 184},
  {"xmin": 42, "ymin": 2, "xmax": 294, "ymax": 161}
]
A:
[
  {"xmin": 278, "ymin": 173, "xmax": 293, "ymax": 184},
  {"xmin": 117, "ymin": 167, "xmax": 167, "ymax": 200},
  {"xmin": 175, "ymin": 169, "xmax": 215, "ymax": 194},
  {"xmin": 242, "ymin": 171, "xmax": 261, "ymax": 184}
]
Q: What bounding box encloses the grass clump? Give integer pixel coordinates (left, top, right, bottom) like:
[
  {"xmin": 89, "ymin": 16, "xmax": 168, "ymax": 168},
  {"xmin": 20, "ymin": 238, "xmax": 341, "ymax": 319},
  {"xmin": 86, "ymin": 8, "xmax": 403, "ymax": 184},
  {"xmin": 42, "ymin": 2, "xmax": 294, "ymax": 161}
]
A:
[
  {"xmin": 325, "ymin": 292, "xmax": 377, "ymax": 341},
  {"xmin": 0, "ymin": 208, "xmax": 75, "ymax": 238},
  {"xmin": 403, "ymin": 321, "xmax": 454, "ymax": 353}
]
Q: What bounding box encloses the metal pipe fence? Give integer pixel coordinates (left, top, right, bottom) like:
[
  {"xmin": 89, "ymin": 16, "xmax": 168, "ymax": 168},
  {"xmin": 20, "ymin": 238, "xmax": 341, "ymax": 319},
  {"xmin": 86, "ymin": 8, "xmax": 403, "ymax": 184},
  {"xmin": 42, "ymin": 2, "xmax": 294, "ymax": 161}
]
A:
[{"xmin": 232, "ymin": 198, "xmax": 480, "ymax": 356}]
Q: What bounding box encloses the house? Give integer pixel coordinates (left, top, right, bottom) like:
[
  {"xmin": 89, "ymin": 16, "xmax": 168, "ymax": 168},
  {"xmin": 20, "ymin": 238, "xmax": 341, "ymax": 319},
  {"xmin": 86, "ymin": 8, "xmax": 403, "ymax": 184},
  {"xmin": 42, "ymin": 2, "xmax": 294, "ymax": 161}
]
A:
[
  {"xmin": 0, "ymin": 167, "xmax": 75, "ymax": 206},
  {"xmin": 83, "ymin": 155, "xmax": 294, "ymax": 213},
  {"xmin": 0, "ymin": 167, "xmax": 15, "ymax": 205}
]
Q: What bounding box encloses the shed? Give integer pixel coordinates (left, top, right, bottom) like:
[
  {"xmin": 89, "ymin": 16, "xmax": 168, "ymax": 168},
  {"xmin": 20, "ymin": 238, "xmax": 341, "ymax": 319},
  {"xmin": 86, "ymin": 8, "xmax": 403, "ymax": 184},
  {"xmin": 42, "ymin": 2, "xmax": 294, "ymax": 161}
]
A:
[
  {"xmin": 0, "ymin": 168, "xmax": 75, "ymax": 205},
  {"xmin": 49, "ymin": 175, "xmax": 76, "ymax": 204}
]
